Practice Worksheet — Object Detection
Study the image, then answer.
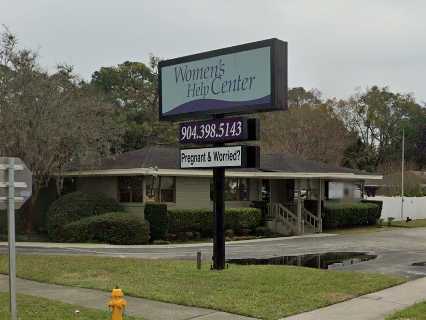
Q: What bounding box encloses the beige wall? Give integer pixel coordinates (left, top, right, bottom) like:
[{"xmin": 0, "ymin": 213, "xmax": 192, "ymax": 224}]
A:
[
  {"xmin": 76, "ymin": 176, "xmax": 118, "ymax": 200},
  {"xmin": 75, "ymin": 175, "xmax": 262, "ymax": 211},
  {"xmin": 174, "ymin": 177, "xmax": 212, "ymax": 209},
  {"xmin": 174, "ymin": 177, "xmax": 261, "ymax": 210}
]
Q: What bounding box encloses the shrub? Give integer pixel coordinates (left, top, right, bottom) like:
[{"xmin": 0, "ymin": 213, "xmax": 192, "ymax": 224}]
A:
[
  {"xmin": 323, "ymin": 202, "xmax": 381, "ymax": 229},
  {"xmin": 255, "ymin": 226, "xmax": 273, "ymax": 237},
  {"xmin": 144, "ymin": 203, "xmax": 168, "ymax": 241},
  {"xmin": 387, "ymin": 217, "xmax": 395, "ymax": 226},
  {"xmin": 168, "ymin": 208, "xmax": 262, "ymax": 237},
  {"xmin": 0, "ymin": 209, "xmax": 26, "ymax": 235},
  {"xmin": 62, "ymin": 212, "xmax": 149, "ymax": 245},
  {"xmin": 47, "ymin": 191, "xmax": 122, "ymax": 241}
]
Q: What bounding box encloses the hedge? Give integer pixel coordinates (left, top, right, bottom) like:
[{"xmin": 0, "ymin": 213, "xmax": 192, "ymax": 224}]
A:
[
  {"xmin": 168, "ymin": 208, "xmax": 262, "ymax": 237},
  {"xmin": 144, "ymin": 203, "xmax": 168, "ymax": 241},
  {"xmin": 62, "ymin": 212, "xmax": 150, "ymax": 245},
  {"xmin": 323, "ymin": 202, "xmax": 381, "ymax": 229},
  {"xmin": 47, "ymin": 191, "xmax": 122, "ymax": 241}
]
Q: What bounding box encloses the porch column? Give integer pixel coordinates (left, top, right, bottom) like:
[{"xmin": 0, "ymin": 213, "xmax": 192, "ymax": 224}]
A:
[
  {"xmin": 317, "ymin": 179, "xmax": 323, "ymax": 232},
  {"xmin": 142, "ymin": 177, "xmax": 147, "ymax": 202},
  {"xmin": 297, "ymin": 197, "xmax": 303, "ymax": 235}
]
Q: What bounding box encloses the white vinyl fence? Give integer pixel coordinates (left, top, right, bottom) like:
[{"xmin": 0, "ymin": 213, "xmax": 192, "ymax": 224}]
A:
[{"xmin": 366, "ymin": 196, "xmax": 426, "ymax": 221}]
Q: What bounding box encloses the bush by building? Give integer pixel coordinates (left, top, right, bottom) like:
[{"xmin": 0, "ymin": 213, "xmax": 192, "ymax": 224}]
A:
[
  {"xmin": 168, "ymin": 208, "xmax": 262, "ymax": 237},
  {"xmin": 62, "ymin": 212, "xmax": 150, "ymax": 245},
  {"xmin": 47, "ymin": 191, "xmax": 122, "ymax": 241},
  {"xmin": 144, "ymin": 203, "xmax": 168, "ymax": 241},
  {"xmin": 323, "ymin": 201, "xmax": 381, "ymax": 229}
]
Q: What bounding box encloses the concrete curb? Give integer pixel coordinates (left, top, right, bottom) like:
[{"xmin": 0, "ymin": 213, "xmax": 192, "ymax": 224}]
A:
[{"xmin": 0, "ymin": 233, "xmax": 337, "ymax": 249}]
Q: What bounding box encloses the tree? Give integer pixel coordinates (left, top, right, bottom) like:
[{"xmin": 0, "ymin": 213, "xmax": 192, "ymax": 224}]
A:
[
  {"xmin": 288, "ymin": 87, "xmax": 322, "ymax": 108},
  {"xmin": 261, "ymin": 88, "xmax": 353, "ymax": 165},
  {"xmin": 0, "ymin": 28, "xmax": 123, "ymax": 231},
  {"xmin": 337, "ymin": 86, "xmax": 425, "ymax": 170},
  {"xmin": 404, "ymin": 107, "xmax": 426, "ymax": 169},
  {"xmin": 91, "ymin": 59, "xmax": 176, "ymax": 151}
]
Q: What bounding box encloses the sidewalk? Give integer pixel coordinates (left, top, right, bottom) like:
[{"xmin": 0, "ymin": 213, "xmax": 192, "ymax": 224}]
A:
[
  {"xmin": 0, "ymin": 275, "xmax": 256, "ymax": 320},
  {"xmin": 0, "ymin": 233, "xmax": 336, "ymax": 250},
  {"xmin": 282, "ymin": 276, "xmax": 426, "ymax": 320}
]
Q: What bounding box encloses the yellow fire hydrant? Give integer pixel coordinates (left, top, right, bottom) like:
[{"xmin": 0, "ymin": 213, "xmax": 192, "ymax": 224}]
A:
[{"xmin": 108, "ymin": 287, "xmax": 127, "ymax": 320}]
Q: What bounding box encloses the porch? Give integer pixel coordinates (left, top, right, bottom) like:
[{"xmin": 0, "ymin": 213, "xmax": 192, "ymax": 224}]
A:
[{"xmin": 263, "ymin": 179, "xmax": 324, "ymax": 236}]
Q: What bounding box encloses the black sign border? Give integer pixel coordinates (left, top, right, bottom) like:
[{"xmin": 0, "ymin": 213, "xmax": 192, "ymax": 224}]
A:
[
  {"xmin": 179, "ymin": 117, "xmax": 262, "ymax": 145},
  {"xmin": 159, "ymin": 38, "xmax": 287, "ymax": 121}
]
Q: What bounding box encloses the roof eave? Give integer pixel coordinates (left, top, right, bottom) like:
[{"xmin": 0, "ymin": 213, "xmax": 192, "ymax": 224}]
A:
[{"xmin": 61, "ymin": 168, "xmax": 383, "ymax": 180}]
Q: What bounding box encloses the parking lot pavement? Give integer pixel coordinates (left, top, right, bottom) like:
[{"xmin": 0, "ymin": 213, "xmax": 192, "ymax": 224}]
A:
[{"xmin": 2, "ymin": 227, "xmax": 426, "ymax": 278}]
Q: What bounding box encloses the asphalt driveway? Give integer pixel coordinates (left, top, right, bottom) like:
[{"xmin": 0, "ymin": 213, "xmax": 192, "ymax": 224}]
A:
[{"xmin": 2, "ymin": 227, "xmax": 426, "ymax": 279}]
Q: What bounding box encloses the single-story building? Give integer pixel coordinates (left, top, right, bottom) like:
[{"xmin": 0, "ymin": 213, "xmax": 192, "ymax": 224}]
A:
[{"xmin": 63, "ymin": 146, "xmax": 382, "ymax": 235}]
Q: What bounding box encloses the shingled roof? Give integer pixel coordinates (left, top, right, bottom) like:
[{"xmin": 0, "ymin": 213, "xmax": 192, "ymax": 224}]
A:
[{"xmin": 91, "ymin": 145, "xmax": 360, "ymax": 174}]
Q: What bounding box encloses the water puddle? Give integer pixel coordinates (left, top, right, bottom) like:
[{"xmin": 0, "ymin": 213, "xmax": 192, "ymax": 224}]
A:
[{"xmin": 228, "ymin": 252, "xmax": 377, "ymax": 270}]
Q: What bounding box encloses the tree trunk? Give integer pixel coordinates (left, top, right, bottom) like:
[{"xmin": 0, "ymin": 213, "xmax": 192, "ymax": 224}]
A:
[{"xmin": 24, "ymin": 187, "xmax": 40, "ymax": 234}]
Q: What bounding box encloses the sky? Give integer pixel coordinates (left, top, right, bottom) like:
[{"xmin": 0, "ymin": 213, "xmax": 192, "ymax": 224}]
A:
[{"xmin": 1, "ymin": 0, "xmax": 426, "ymax": 102}]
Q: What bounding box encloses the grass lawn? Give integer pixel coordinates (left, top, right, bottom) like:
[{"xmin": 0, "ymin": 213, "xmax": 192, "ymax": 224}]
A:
[
  {"xmin": 0, "ymin": 255, "xmax": 405, "ymax": 320},
  {"xmin": 386, "ymin": 301, "xmax": 426, "ymax": 320},
  {"xmin": 0, "ymin": 293, "xmax": 142, "ymax": 320},
  {"xmin": 390, "ymin": 219, "xmax": 426, "ymax": 228}
]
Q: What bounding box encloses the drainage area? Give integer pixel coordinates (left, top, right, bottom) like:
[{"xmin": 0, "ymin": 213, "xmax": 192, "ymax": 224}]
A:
[{"xmin": 228, "ymin": 252, "xmax": 377, "ymax": 270}]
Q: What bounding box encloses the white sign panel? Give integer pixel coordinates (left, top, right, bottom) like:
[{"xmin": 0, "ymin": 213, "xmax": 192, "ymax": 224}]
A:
[
  {"xmin": 0, "ymin": 157, "xmax": 32, "ymax": 210},
  {"xmin": 180, "ymin": 146, "xmax": 243, "ymax": 168}
]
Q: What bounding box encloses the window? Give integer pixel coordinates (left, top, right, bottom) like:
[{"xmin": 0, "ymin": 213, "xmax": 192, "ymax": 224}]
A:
[
  {"xmin": 211, "ymin": 178, "xmax": 250, "ymax": 201},
  {"xmin": 146, "ymin": 176, "xmax": 176, "ymax": 203},
  {"xmin": 118, "ymin": 176, "xmax": 143, "ymax": 203}
]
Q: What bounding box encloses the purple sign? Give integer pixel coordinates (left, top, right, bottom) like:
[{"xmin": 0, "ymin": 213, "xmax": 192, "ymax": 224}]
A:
[{"xmin": 180, "ymin": 118, "xmax": 251, "ymax": 144}]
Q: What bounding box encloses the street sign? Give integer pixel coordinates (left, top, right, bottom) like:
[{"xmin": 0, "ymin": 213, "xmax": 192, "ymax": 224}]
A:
[
  {"xmin": 179, "ymin": 117, "xmax": 259, "ymax": 144},
  {"xmin": 0, "ymin": 157, "xmax": 32, "ymax": 210},
  {"xmin": 159, "ymin": 38, "xmax": 287, "ymax": 120},
  {"xmin": 0, "ymin": 157, "xmax": 32, "ymax": 320},
  {"xmin": 180, "ymin": 145, "xmax": 259, "ymax": 169}
]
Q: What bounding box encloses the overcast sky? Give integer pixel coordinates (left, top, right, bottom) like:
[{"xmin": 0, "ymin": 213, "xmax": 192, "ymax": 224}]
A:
[{"xmin": 1, "ymin": 0, "xmax": 426, "ymax": 102}]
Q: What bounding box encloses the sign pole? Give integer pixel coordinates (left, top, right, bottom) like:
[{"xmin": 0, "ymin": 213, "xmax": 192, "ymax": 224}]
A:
[
  {"xmin": 8, "ymin": 157, "xmax": 17, "ymax": 320},
  {"xmin": 213, "ymin": 165, "xmax": 225, "ymax": 270}
]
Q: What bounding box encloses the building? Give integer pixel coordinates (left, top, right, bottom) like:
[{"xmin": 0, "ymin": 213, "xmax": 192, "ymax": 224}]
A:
[{"xmin": 63, "ymin": 146, "xmax": 382, "ymax": 235}]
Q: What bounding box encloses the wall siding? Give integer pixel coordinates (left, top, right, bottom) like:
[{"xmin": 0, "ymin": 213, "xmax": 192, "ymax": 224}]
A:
[
  {"xmin": 76, "ymin": 176, "xmax": 118, "ymax": 200},
  {"xmin": 175, "ymin": 177, "xmax": 212, "ymax": 209}
]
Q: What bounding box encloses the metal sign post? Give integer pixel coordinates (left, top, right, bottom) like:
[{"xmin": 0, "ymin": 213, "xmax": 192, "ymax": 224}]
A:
[
  {"xmin": 8, "ymin": 158, "xmax": 17, "ymax": 320},
  {"xmin": 159, "ymin": 39, "xmax": 288, "ymax": 270},
  {"xmin": 0, "ymin": 157, "xmax": 32, "ymax": 320},
  {"xmin": 213, "ymin": 165, "xmax": 225, "ymax": 269}
]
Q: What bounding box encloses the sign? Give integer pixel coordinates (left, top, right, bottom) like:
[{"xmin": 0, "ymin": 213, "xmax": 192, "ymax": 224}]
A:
[
  {"xmin": 179, "ymin": 117, "xmax": 259, "ymax": 144},
  {"xmin": 0, "ymin": 157, "xmax": 32, "ymax": 210},
  {"xmin": 0, "ymin": 157, "xmax": 32, "ymax": 320},
  {"xmin": 180, "ymin": 145, "xmax": 259, "ymax": 169},
  {"xmin": 159, "ymin": 38, "xmax": 287, "ymax": 120}
]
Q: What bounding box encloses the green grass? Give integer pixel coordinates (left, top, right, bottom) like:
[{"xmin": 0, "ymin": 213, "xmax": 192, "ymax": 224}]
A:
[
  {"xmin": 386, "ymin": 301, "xmax": 426, "ymax": 319},
  {"xmin": 0, "ymin": 293, "xmax": 142, "ymax": 320},
  {"xmin": 390, "ymin": 219, "xmax": 426, "ymax": 228},
  {"xmin": 0, "ymin": 255, "xmax": 405, "ymax": 320}
]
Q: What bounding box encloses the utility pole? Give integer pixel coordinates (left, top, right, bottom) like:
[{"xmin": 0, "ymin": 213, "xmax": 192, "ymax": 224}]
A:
[{"xmin": 401, "ymin": 128, "xmax": 405, "ymax": 221}]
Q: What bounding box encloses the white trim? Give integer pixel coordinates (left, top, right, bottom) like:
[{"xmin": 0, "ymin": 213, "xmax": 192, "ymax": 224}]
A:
[
  {"xmin": 0, "ymin": 164, "xmax": 24, "ymax": 171},
  {"xmin": 62, "ymin": 168, "xmax": 382, "ymax": 181},
  {"xmin": 0, "ymin": 182, "xmax": 28, "ymax": 188}
]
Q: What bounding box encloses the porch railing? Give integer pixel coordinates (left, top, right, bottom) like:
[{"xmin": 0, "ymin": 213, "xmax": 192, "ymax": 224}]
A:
[
  {"xmin": 303, "ymin": 207, "xmax": 322, "ymax": 233},
  {"xmin": 269, "ymin": 202, "xmax": 303, "ymax": 235}
]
